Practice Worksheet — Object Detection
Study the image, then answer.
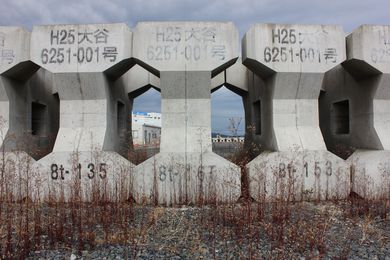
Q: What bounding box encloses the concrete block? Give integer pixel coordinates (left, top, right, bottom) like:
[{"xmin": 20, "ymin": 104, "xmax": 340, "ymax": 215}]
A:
[
  {"xmin": 134, "ymin": 152, "xmax": 240, "ymax": 205},
  {"xmin": 29, "ymin": 23, "xmax": 134, "ymax": 157},
  {"xmin": 320, "ymin": 25, "xmax": 390, "ymax": 199},
  {"xmin": 123, "ymin": 64, "xmax": 161, "ymax": 97},
  {"xmin": 243, "ymin": 70, "xmax": 273, "ymax": 151},
  {"xmin": 30, "ymin": 24, "xmax": 135, "ymax": 200},
  {"xmin": 210, "ymin": 71, "xmax": 224, "ymax": 92},
  {"xmin": 224, "ymin": 58, "xmax": 250, "ymax": 94},
  {"xmin": 348, "ymin": 150, "xmax": 390, "ymax": 199},
  {"xmin": 345, "ymin": 26, "xmax": 390, "ymax": 149},
  {"xmin": 374, "ymin": 99, "xmax": 390, "ymax": 149},
  {"xmin": 34, "ymin": 151, "xmax": 135, "ymax": 202},
  {"xmin": 133, "ymin": 22, "xmax": 239, "ymax": 74},
  {"xmin": 243, "ymin": 24, "xmax": 345, "ymax": 76},
  {"xmin": 132, "ymin": 22, "xmax": 241, "ymax": 204},
  {"xmin": 243, "ymin": 24, "xmax": 349, "ymax": 200},
  {"xmin": 0, "ymin": 26, "xmax": 30, "ymax": 75},
  {"xmin": 0, "ymin": 69, "xmax": 59, "ymax": 159},
  {"xmin": 320, "ymin": 65, "xmax": 383, "ymax": 152},
  {"xmin": 248, "ymin": 150, "xmax": 350, "ymax": 201},
  {"xmin": 35, "ymin": 74, "xmax": 133, "ymax": 202},
  {"xmin": 31, "ymin": 23, "xmax": 133, "ymax": 74},
  {"xmin": 346, "ymin": 25, "xmax": 390, "ymax": 74},
  {"xmin": 51, "ymin": 75, "xmax": 130, "ymax": 155},
  {"xmin": 243, "ymin": 24, "xmax": 345, "ymax": 151},
  {"xmin": 0, "ymin": 27, "xmax": 57, "ymax": 159},
  {"xmin": 0, "ymin": 26, "xmax": 30, "ymax": 147},
  {"xmin": 321, "ymin": 25, "xmax": 390, "ymax": 152},
  {"xmin": 343, "ymin": 25, "xmax": 390, "ymax": 150}
]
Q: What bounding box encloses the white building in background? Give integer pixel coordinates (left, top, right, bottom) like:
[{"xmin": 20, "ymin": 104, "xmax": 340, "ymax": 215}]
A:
[
  {"xmin": 132, "ymin": 111, "xmax": 161, "ymax": 127},
  {"xmin": 212, "ymin": 135, "xmax": 244, "ymax": 143},
  {"xmin": 132, "ymin": 111, "xmax": 161, "ymax": 147}
]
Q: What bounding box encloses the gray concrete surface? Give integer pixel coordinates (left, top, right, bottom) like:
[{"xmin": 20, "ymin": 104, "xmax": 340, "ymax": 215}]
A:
[
  {"xmin": 248, "ymin": 150, "xmax": 350, "ymax": 201},
  {"xmin": 132, "ymin": 22, "xmax": 241, "ymax": 204},
  {"xmin": 348, "ymin": 150, "xmax": 390, "ymax": 199},
  {"xmin": 31, "ymin": 23, "xmax": 133, "ymax": 75},
  {"xmin": 243, "ymin": 23, "xmax": 349, "ymax": 201},
  {"xmin": 0, "ymin": 27, "xmax": 57, "ymax": 160},
  {"xmin": 33, "ymin": 151, "xmax": 135, "ymax": 202},
  {"xmin": 243, "ymin": 23, "xmax": 346, "ymax": 151},
  {"xmin": 321, "ymin": 25, "xmax": 390, "ymax": 198},
  {"xmin": 30, "ymin": 23, "xmax": 135, "ymax": 201},
  {"xmin": 133, "ymin": 22, "xmax": 238, "ymax": 75}
]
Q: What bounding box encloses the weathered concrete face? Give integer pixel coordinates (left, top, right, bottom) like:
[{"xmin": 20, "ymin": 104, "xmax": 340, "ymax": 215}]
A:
[
  {"xmin": 34, "ymin": 78, "xmax": 133, "ymax": 201},
  {"xmin": 243, "ymin": 24, "xmax": 345, "ymax": 75},
  {"xmin": 0, "ymin": 28, "xmax": 44, "ymax": 197},
  {"xmin": 0, "ymin": 27, "xmax": 30, "ymax": 74},
  {"xmin": 346, "ymin": 25, "xmax": 390, "ymax": 74},
  {"xmin": 31, "ymin": 23, "xmax": 135, "ymax": 201},
  {"xmin": 344, "ymin": 25, "xmax": 390, "ymax": 151},
  {"xmin": 321, "ymin": 25, "xmax": 390, "ymax": 198},
  {"xmin": 0, "ymin": 26, "xmax": 30, "ymax": 147},
  {"xmin": 159, "ymin": 71, "xmax": 211, "ymax": 154},
  {"xmin": 348, "ymin": 150, "xmax": 390, "ymax": 199},
  {"xmin": 0, "ymin": 27, "xmax": 56, "ymax": 160},
  {"xmin": 29, "ymin": 23, "xmax": 134, "ymax": 155},
  {"xmin": 133, "ymin": 22, "xmax": 238, "ymax": 74},
  {"xmin": 243, "ymin": 23, "xmax": 346, "ymax": 151},
  {"xmin": 124, "ymin": 64, "xmax": 160, "ymax": 96},
  {"xmin": 248, "ymin": 151, "xmax": 350, "ymax": 201},
  {"xmin": 134, "ymin": 152, "xmax": 240, "ymax": 205},
  {"xmin": 244, "ymin": 23, "xmax": 349, "ymax": 201},
  {"xmin": 243, "ymin": 67, "xmax": 274, "ymax": 152},
  {"xmin": 33, "ymin": 151, "xmax": 135, "ymax": 202},
  {"xmin": 223, "ymin": 58, "xmax": 250, "ymax": 94},
  {"xmin": 320, "ymin": 66, "xmax": 384, "ymax": 152},
  {"xmin": 31, "ymin": 23, "xmax": 132, "ymax": 73},
  {"xmin": 132, "ymin": 22, "xmax": 241, "ymax": 204},
  {"xmin": 343, "ymin": 25, "xmax": 390, "ymax": 150}
]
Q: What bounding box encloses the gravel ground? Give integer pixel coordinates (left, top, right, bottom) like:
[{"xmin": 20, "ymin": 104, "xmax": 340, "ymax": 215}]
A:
[{"xmin": 10, "ymin": 201, "xmax": 390, "ymax": 259}]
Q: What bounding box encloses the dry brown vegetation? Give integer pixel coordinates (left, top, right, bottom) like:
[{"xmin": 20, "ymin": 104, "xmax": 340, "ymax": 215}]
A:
[{"xmin": 0, "ymin": 148, "xmax": 388, "ymax": 259}]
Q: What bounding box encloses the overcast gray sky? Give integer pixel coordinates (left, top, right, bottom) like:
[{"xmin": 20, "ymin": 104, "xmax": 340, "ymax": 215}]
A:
[{"xmin": 1, "ymin": 0, "xmax": 389, "ymax": 135}]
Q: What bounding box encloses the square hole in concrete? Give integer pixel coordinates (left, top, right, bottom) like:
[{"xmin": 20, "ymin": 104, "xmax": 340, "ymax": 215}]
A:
[
  {"xmin": 332, "ymin": 100, "xmax": 349, "ymax": 134},
  {"xmin": 117, "ymin": 101, "xmax": 126, "ymax": 136},
  {"xmin": 31, "ymin": 102, "xmax": 47, "ymax": 136},
  {"xmin": 253, "ymin": 100, "xmax": 261, "ymax": 135}
]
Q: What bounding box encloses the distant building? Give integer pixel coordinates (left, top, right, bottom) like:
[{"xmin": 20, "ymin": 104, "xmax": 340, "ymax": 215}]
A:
[
  {"xmin": 132, "ymin": 111, "xmax": 161, "ymax": 146},
  {"xmin": 212, "ymin": 134, "xmax": 244, "ymax": 143},
  {"xmin": 132, "ymin": 111, "xmax": 162, "ymax": 127}
]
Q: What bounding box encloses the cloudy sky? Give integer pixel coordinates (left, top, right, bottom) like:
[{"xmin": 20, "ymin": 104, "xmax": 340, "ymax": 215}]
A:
[{"xmin": 1, "ymin": 0, "xmax": 389, "ymax": 135}]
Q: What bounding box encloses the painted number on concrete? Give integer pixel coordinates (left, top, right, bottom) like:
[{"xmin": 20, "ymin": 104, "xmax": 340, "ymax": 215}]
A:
[
  {"xmin": 276, "ymin": 161, "xmax": 332, "ymax": 178},
  {"xmin": 159, "ymin": 165, "xmax": 179, "ymax": 182},
  {"xmin": 263, "ymin": 28, "xmax": 338, "ymax": 64},
  {"xmin": 147, "ymin": 26, "xmax": 226, "ymax": 62},
  {"xmin": 303, "ymin": 161, "xmax": 332, "ymax": 177},
  {"xmin": 0, "ymin": 32, "xmax": 15, "ymax": 65},
  {"xmin": 50, "ymin": 163, "xmax": 107, "ymax": 180},
  {"xmin": 371, "ymin": 28, "xmax": 390, "ymax": 64},
  {"xmin": 40, "ymin": 28, "xmax": 118, "ymax": 65},
  {"xmin": 158, "ymin": 164, "xmax": 216, "ymax": 182}
]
